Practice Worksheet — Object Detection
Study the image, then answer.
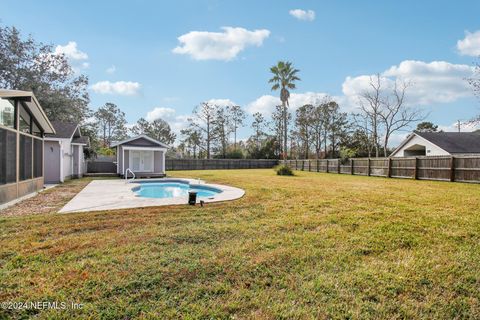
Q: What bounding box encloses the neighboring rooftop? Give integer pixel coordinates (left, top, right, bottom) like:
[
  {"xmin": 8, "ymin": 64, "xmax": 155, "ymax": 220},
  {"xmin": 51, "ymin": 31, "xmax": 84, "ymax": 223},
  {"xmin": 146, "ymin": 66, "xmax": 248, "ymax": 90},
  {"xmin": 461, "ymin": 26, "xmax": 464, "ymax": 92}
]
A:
[{"xmin": 415, "ymin": 131, "xmax": 480, "ymax": 154}]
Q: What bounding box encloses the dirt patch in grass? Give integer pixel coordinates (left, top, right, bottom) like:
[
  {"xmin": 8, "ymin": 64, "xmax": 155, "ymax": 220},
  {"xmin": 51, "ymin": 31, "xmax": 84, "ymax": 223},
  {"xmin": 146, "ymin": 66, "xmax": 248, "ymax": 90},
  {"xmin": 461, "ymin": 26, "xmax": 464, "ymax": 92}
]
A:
[{"xmin": 0, "ymin": 178, "xmax": 99, "ymax": 217}]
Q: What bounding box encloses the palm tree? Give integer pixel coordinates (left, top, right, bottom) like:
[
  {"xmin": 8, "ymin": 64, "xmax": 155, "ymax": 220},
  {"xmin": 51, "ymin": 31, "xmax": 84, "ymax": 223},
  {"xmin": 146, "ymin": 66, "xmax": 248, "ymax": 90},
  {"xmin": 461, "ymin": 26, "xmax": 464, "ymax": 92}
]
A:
[{"xmin": 268, "ymin": 61, "xmax": 300, "ymax": 159}]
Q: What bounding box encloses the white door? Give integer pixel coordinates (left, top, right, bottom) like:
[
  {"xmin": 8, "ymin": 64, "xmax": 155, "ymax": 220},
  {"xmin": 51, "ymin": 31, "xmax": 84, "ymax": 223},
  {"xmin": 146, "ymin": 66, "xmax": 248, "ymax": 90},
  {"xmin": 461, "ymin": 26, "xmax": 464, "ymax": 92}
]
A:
[
  {"xmin": 129, "ymin": 150, "xmax": 154, "ymax": 172},
  {"xmin": 142, "ymin": 151, "xmax": 153, "ymax": 172}
]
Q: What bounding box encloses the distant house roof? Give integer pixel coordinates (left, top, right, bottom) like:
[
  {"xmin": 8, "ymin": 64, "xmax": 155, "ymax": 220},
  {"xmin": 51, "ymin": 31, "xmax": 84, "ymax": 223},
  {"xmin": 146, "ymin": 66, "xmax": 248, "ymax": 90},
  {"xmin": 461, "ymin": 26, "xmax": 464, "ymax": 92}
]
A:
[
  {"xmin": 414, "ymin": 131, "xmax": 480, "ymax": 154},
  {"xmin": 111, "ymin": 134, "xmax": 169, "ymax": 148},
  {"xmin": 391, "ymin": 130, "xmax": 480, "ymax": 156},
  {"xmin": 45, "ymin": 121, "xmax": 79, "ymax": 139},
  {"xmin": 0, "ymin": 89, "xmax": 55, "ymax": 134}
]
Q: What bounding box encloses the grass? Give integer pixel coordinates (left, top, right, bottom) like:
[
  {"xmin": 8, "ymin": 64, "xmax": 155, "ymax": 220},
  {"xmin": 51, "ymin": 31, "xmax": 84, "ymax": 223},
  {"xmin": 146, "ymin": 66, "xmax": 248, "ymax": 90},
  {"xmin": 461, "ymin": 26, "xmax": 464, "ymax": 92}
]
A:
[{"xmin": 0, "ymin": 169, "xmax": 479, "ymax": 319}]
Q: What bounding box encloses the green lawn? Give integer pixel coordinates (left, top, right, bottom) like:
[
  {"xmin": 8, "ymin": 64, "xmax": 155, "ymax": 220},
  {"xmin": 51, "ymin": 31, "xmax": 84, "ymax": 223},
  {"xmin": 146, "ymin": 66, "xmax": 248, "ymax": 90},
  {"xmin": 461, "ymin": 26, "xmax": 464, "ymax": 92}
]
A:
[{"xmin": 1, "ymin": 169, "xmax": 479, "ymax": 319}]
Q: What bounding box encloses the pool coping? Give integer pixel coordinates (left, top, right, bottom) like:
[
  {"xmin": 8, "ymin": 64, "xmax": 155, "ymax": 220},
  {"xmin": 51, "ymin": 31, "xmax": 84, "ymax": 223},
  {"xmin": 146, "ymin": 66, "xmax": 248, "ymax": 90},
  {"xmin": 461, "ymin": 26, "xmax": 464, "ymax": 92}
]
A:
[{"xmin": 58, "ymin": 178, "xmax": 245, "ymax": 213}]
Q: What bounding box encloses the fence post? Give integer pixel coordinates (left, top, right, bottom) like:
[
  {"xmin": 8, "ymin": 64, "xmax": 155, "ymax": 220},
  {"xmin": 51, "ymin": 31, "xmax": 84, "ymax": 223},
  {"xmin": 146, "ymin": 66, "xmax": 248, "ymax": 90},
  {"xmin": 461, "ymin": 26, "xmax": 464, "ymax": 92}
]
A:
[
  {"xmin": 337, "ymin": 159, "xmax": 341, "ymax": 174},
  {"xmin": 414, "ymin": 157, "xmax": 418, "ymax": 180},
  {"xmin": 351, "ymin": 159, "xmax": 354, "ymax": 175},
  {"xmin": 387, "ymin": 157, "xmax": 392, "ymax": 178},
  {"xmin": 450, "ymin": 156, "xmax": 455, "ymax": 182},
  {"xmin": 367, "ymin": 158, "xmax": 371, "ymax": 176},
  {"xmin": 326, "ymin": 159, "xmax": 329, "ymax": 173},
  {"xmin": 317, "ymin": 159, "xmax": 320, "ymax": 172}
]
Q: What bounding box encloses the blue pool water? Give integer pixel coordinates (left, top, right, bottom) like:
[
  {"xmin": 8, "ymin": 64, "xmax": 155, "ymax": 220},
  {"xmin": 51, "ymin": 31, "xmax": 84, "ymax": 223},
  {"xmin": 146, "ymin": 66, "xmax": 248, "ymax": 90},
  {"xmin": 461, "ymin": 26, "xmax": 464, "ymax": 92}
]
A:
[{"xmin": 133, "ymin": 181, "xmax": 221, "ymax": 199}]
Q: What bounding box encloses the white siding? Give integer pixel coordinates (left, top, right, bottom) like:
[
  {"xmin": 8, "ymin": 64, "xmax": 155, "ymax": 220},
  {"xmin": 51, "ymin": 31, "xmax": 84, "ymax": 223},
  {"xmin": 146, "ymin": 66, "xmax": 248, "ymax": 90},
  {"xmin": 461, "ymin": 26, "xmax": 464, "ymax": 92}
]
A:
[
  {"xmin": 392, "ymin": 135, "xmax": 450, "ymax": 157},
  {"xmin": 60, "ymin": 138, "xmax": 73, "ymax": 180}
]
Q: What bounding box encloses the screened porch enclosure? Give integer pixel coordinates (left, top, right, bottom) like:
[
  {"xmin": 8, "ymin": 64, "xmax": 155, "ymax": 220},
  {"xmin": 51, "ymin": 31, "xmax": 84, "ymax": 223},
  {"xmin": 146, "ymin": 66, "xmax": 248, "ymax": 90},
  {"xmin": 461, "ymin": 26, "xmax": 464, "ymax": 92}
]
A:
[{"xmin": 0, "ymin": 90, "xmax": 54, "ymax": 205}]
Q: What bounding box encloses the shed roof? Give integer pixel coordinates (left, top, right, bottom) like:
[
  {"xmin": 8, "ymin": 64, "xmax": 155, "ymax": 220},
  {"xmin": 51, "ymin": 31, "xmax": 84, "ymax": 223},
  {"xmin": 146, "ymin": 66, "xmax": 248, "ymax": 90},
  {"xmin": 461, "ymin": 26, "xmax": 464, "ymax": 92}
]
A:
[{"xmin": 111, "ymin": 134, "xmax": 169, "ymax": 148}]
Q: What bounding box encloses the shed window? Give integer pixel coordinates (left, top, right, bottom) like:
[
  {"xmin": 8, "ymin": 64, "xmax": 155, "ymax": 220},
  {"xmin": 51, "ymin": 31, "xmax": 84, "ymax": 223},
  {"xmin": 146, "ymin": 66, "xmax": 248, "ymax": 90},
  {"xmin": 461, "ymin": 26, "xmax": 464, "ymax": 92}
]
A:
[
  {"xmin": 0, "ymin": 98, "xmax": 15, "ymax": 128},
  {"xmin": 0, "ymin": 128, "xmax": 16, "ymax": 184}
]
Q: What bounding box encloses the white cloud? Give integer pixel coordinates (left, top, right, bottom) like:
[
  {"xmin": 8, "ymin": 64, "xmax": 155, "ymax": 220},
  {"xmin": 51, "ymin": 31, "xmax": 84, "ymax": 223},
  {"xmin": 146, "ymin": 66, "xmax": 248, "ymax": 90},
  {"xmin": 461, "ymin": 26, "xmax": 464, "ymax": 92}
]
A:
[
  {"xmin": 90, "ymin": 81, "xmax": 141, "ymax": 95},
  {"xmin": 246, "ymin": 92, "xmax": 332, "ymax": 115},
  {"xmin": 54, "ymin": 41, "xmax": 88, "ymax": 60},
  {"xmin": 145, "ymin": 107, "xmax": 176, "ymax": 122},
  {"xmin": 172, "ymin": 27, "xmax": 270, "ymax": 61},
  {"xmin": 457, "ymin": 30, "xmax": 480, "ymax": 56},
  {"xmin": 438, "ymin": 121, "xmax": 479, "ymax": 132},
  {"xmin": 106, "ymin": 65, "xmax": 116, "ymax": 74},
  {"xmin": 342, "ymin": 60, "xmax": 475, "ymax": 106},
  {"xmin": 142, "ymin": 106, "xmax": 189, "ymax": 135},
  {"xmin": 207, "ymin": 98, "xmax": 236, "ymax": 107},
  {"xmin": 289, "ymin": 9, "xmax": 315, "ymax": 21}
]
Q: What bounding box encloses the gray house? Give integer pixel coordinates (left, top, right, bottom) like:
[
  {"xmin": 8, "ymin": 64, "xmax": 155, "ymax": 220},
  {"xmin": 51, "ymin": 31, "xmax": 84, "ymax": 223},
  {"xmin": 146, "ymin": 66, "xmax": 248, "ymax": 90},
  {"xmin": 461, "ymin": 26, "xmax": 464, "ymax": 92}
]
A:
[
  {"xmin": 44, "ymin": 121, "xmax": 89, "ymax": 183},
  {"xmin": 112, "ymin": 135, "xmax": 168, "ymax": 178}
]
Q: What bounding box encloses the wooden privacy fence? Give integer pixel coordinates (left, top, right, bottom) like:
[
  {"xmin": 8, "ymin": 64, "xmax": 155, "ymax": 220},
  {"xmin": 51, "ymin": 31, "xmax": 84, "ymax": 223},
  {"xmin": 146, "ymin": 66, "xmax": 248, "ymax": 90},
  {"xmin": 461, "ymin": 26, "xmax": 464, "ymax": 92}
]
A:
[
  {"xmin": 281, "ymin": 156, "xmax": 480, "ymax": 183},
  {"xmin": 166, "ymin": 159, "xmax": 279, "ymax": 171}
]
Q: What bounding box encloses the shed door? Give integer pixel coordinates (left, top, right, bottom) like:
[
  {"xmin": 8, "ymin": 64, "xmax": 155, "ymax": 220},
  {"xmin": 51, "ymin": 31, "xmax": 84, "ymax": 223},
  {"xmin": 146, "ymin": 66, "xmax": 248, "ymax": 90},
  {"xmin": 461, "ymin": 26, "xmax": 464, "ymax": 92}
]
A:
[{"xmin": 129, "ymin": 150, "xmax": 153, "ymax": 172}]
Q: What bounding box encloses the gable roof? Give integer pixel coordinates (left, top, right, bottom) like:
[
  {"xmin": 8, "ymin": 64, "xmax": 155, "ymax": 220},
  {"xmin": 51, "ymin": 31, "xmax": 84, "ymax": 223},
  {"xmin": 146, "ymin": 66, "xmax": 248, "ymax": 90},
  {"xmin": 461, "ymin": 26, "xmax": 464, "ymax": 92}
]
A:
[
  {"xmin": 415, "ymin": 131, "xmax": 480, "ymax": 154},
  {"xmin": 391, "ymin": 131, "xmax": 480, "ymax": 156},
  {"xmin": 45, "ymin": 121, "xmax": 79, "ymax": 139},
  {"xmin": 111, "ymin": 134, "xmax": 169, "ymax": 148},
  {"xmin": 0, "ymin": 89, "xmax": 55, "ymax": 134}
]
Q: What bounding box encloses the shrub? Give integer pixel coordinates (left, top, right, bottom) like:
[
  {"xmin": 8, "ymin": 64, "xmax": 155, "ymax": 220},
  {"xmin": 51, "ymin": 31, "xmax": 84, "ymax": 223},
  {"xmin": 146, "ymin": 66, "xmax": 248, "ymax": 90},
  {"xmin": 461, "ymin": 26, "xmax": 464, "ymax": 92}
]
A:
[{"xmin": 275, "ymin": 164, "xmax": 294, "ymax": 176}]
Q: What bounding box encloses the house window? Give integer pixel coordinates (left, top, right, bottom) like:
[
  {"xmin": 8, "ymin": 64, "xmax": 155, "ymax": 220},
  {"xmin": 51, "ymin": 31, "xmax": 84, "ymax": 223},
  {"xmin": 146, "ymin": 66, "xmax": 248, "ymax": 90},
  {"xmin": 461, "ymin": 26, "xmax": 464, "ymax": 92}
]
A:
[
  {"xmin": 32, "ymin": 122, "xmax": 43, "ymax": 137},
  {"xmin": 19, "ymin": 134, "xmax": 33, "ymax": 181},
  {"xmin": 0, "ymin": 98, "xmax": 15, "ymax": 128},
  {"xmin": 0, "ymin": 128, "xmax": 16, "ymax": 185},
  {"xmin": 19, "ymin": 104, "xmax": 31, "ymax": 134},
  {"xmin": 33, "ymin": 138, "xmax": 43, "ymax": 178}
]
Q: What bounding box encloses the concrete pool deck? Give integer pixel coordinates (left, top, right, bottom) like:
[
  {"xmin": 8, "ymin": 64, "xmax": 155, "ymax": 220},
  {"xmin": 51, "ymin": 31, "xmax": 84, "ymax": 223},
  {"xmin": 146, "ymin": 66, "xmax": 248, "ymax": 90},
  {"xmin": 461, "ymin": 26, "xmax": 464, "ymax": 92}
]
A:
[{"xmin": 59, "ymin": 178, "xmax": 245, "ymax": 213}]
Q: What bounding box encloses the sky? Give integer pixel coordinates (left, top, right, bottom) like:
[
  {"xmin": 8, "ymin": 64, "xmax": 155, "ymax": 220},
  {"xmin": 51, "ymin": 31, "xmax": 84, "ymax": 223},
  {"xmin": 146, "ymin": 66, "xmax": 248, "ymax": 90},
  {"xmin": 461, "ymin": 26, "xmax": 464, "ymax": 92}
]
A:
[{"xmin": 2, "ymin": 0, "xmax": 480, "ymax": 145}]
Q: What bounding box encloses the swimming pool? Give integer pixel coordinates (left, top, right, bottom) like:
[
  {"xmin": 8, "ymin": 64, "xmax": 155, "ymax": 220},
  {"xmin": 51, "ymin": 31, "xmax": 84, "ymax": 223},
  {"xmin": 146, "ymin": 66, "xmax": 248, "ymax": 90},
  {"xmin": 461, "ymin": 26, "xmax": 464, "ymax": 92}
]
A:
[{"xmin": 132, "ymin": 181, "xmax": 222, "ymax": 199}]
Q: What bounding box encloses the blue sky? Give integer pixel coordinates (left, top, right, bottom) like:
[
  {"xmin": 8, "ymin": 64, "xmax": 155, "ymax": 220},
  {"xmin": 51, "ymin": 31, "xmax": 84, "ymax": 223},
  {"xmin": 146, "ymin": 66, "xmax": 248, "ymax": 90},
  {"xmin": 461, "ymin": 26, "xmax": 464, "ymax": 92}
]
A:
[{"xmin": 2, "ymin": 0, "xmax": 480, "ymax": 144}]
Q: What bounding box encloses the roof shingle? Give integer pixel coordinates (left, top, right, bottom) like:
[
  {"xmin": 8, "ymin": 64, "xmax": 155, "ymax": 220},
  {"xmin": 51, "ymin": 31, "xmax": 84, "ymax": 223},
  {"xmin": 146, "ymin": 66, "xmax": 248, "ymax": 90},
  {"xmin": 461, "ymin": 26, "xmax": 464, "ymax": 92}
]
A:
[
  {"xmin": 45, "ymin": 121, "xmax": 78, "ymax": 139},
  {"xmin": 415, "ymin": 131, "xmax": 480, "ymax": 154}
]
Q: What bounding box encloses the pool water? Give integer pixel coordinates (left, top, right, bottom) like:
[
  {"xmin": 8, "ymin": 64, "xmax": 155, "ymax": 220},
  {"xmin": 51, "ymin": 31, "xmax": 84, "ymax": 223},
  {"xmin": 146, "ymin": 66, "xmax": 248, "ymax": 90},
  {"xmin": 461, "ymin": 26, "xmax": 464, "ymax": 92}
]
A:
[{"xmin": 133, "ymin": 182, "xmax": 221, "ymax": 199}]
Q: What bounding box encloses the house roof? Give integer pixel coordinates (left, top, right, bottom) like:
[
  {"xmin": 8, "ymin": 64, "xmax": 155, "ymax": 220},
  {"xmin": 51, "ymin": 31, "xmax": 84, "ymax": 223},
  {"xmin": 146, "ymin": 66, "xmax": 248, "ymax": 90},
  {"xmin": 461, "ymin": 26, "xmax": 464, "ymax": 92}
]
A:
[
  {"xmin": 0, "ymin": 89, "xmax": 55, "ymax": 134},
  {"xmin": 415, "ymin": 131, "xmax": 480, "ymax": 154},
  {"xmin": 72, "ymin": 136, "xmax": 90, "ymax": 146},
  {"xmin": 391, "ymin": 130, "xmax": 480, "ymax": 156},
  {"xmin": 111, "ymin": 134, "xmax": 169, "ymax": 148},
  {"xmin": 45, "ymin": 121, "xmax": 79, "ymax": 139}
]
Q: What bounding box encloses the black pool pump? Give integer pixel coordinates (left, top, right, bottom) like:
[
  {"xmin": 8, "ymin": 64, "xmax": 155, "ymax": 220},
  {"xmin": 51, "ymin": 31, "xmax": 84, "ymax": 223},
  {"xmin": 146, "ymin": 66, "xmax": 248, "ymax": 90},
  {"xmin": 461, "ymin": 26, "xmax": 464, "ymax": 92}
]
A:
[{"xmin": 188, "ymin": 191, "xmax": 197, "ymax": 205}]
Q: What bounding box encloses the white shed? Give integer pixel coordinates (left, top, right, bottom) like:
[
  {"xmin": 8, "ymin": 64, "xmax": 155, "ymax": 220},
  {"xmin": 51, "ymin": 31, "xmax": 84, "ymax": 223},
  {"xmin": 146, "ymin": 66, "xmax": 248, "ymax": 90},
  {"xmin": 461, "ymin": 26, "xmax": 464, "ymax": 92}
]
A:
[{"xmin": 391, "ymin": 131, "xmax": 480, "ymax": 157}]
